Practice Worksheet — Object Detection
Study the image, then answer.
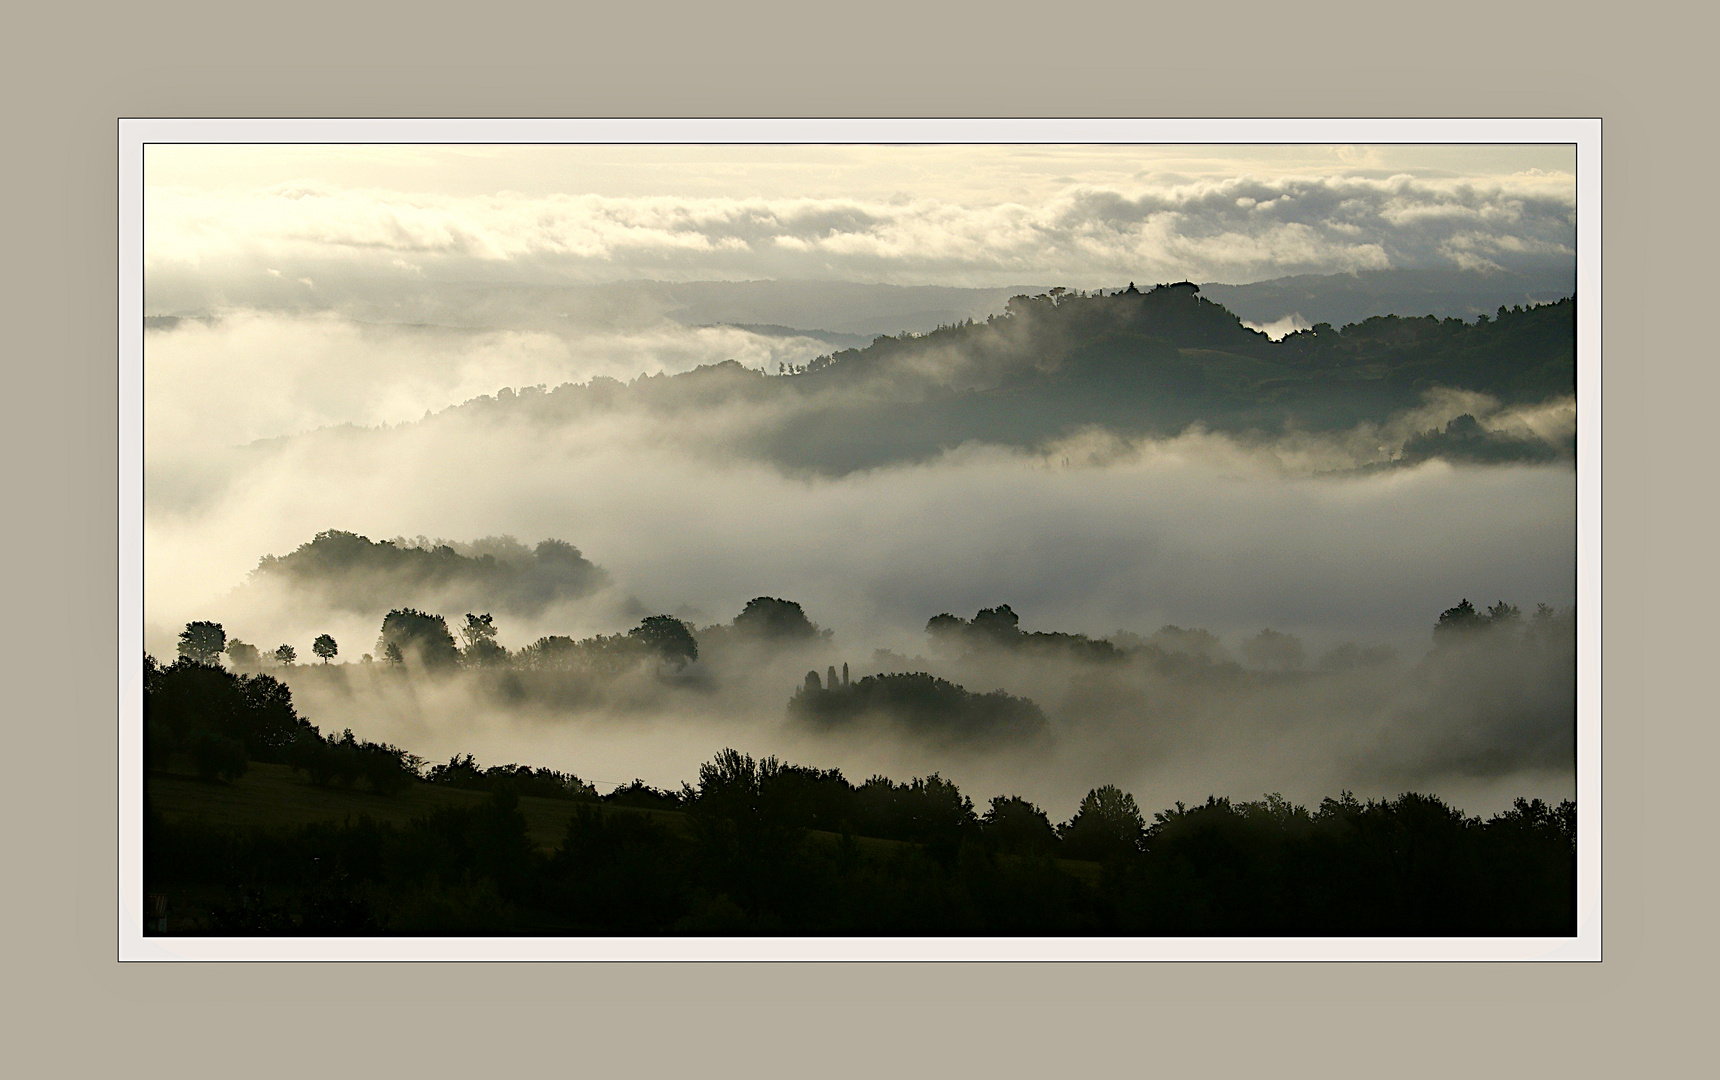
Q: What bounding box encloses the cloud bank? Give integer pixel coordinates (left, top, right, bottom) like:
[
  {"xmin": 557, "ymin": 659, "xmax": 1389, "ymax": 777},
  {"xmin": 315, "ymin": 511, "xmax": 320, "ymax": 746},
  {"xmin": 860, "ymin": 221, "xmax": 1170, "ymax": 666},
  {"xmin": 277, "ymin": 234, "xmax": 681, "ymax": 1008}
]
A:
[
  {"xmin": 147, "ymin": 171, "xmax": 1575, "ymax": 298},
  {"xmin": 144, "ymin": 386, "xmax": 1577, "ymax": 820}
]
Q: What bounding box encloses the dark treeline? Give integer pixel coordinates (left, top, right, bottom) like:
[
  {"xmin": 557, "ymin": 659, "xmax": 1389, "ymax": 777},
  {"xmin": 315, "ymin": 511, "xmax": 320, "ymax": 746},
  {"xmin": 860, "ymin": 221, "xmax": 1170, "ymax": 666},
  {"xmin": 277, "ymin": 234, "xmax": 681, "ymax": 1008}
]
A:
[
  {"xmin": 145, "ymin": 736, "xmax": 1576, "ymax": 936},
  {"xmin": 427, "ymin": 284, "xmax": 1576, "ymax": 475},
  {"xmin": 226, "ymin": 590, "xmax": 821, "ymax": 677},
  {"xmin": 146, "ymin": 653, "xmax": 422, "ymax": 793}
]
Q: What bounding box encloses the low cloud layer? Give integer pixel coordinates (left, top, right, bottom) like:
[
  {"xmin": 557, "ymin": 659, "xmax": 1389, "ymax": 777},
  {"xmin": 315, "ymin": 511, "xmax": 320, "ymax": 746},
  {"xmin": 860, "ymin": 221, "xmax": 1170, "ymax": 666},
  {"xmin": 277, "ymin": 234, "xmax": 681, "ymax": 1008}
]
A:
[
  {"xmin": 257, "ymin": 602, "xmax": 1574, "ymax": 824},
  {"xmin": 144, "ymin": 391, "xmax": 1577, "ymax": 818},
  {"xmin": 145, "ymin": 311, "xmax": 843, "ymax": 456}
]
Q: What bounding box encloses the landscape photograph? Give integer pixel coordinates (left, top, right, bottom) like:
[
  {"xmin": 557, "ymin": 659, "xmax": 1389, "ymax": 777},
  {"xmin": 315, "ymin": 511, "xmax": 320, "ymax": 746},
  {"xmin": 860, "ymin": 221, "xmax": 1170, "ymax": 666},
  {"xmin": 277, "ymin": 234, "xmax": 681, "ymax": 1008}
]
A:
[{"xmin": 132, "ymin": 129, "xmax": 1589, "ymax": 947}]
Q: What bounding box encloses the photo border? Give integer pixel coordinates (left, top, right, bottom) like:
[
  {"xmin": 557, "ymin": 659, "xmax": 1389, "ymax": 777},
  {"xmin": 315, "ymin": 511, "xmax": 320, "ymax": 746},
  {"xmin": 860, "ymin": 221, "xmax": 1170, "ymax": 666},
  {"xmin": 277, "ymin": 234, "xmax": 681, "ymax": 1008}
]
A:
[{"xmin": 120, "ymin": 116, "xmax": 1599, "ymax": 962}]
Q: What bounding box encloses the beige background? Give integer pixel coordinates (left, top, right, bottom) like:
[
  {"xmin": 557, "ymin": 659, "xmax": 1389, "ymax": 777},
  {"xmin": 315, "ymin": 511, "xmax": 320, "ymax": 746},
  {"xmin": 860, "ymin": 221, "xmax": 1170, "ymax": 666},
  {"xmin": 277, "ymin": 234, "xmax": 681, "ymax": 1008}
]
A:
[{"xmin": 7, "ymin": 0, "xmax": 1711, "ymax": 1073}]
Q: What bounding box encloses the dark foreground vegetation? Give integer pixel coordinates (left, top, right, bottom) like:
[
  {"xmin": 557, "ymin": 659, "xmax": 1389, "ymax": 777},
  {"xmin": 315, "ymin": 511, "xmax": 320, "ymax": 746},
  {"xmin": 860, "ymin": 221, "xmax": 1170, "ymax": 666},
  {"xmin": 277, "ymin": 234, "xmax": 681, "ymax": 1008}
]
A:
[{"xmin": 144, "ymin": 652, "xmax": 1575, "ymax": 936}]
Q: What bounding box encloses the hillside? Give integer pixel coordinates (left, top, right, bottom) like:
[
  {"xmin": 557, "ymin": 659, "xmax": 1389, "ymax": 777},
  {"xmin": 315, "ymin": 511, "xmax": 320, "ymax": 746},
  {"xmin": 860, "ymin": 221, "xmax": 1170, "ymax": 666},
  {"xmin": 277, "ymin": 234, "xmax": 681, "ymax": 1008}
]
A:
[
  {"xmin": 428, "ymin": 283, "xmax": 1575, "ymax": 475},
  {"xmin": 146, "ymin": 760, "xmax": 684, "ymax": 850}
]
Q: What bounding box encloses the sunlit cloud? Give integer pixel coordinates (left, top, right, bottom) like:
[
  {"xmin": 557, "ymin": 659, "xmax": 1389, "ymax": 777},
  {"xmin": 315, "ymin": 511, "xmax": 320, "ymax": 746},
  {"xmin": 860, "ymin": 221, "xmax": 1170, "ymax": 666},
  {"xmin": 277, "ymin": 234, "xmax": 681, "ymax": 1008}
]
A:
[{"xmin": 147, "ymin": 166, "xmax": 1576, "ymax": 297}]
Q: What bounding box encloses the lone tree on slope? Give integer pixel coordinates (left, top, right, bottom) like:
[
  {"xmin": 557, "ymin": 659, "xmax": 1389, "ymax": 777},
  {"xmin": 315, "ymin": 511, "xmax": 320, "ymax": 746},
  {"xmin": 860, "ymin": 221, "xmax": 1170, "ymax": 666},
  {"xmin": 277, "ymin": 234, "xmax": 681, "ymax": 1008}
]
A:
[
  {"xmin": 459, "ymin": 613, "xmax": 508, "ymax": 666},
  {"xmin": 312, "ymin": 634, "xmax": 339, "ymax": 664},
  {"xmin": 177, "ymin": 621, "xmax": 226, "ymax": 666}
]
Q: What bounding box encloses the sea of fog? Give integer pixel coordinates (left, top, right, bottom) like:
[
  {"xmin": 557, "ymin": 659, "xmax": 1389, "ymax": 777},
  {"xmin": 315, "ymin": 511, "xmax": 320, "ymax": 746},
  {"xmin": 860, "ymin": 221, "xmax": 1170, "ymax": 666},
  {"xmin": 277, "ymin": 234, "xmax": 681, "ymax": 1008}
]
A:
[{"xmin": 141, "ymin": 312, "xmax": 1577, "ymax": 820}]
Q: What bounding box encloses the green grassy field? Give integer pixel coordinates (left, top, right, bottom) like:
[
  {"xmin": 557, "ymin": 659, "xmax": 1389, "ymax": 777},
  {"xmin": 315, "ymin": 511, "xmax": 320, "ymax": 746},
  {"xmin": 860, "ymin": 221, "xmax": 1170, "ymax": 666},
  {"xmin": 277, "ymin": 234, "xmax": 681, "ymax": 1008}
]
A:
[
  {"xmin": 146, "ymin": 760, "xmax": 687, "ymax": 850},
  {"xmin": 144, "ymin": 760, "xmax": 1103, "ymax": 884}
]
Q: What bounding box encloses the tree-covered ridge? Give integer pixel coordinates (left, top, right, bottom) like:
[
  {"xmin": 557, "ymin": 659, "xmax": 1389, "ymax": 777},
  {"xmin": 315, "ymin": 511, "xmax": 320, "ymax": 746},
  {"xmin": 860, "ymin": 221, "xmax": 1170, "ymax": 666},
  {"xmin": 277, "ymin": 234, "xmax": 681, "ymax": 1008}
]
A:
[
  {"xmin": 926, "ymin": 603, "xmax": 1127, "ymax": 664},
  {"xmin": 251, "ymin": 530, "xmax": 608, "ymax": 617},
  {"xmin": 791, "ymin": 282, "xmax": 1573, "ymax": 403},
  {"xmin": 428, "ymin": 284, "xmax": 1575, "ymax": 474},
  {"xmin": 788, "ymin": 670, "xmax": 1048, "ymax": 743}
]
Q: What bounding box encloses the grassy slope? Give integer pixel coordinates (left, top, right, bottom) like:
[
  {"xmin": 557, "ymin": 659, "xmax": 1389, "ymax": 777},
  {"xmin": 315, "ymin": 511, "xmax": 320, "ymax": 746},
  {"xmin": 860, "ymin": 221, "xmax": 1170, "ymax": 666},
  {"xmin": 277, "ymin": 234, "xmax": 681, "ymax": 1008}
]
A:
[
  {"xmin": 145, "ymin": 761, "xmax": 1102, "ymax": 882},
  {"xmin": 146, "ymin": 761, "xmax": 686, "ymax": 850}
]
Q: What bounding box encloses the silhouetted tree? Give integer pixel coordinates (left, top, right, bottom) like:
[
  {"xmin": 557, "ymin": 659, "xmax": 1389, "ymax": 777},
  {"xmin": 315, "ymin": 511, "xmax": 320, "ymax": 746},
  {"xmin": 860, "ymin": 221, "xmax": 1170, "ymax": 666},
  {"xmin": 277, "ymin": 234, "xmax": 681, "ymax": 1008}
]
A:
[
  {"xmin": 628, "ymin": 615, "xmax": 699, "ymax": 668},
  {"xmin": 143, "ymin": 654, "xmax": 314, "ymax": 768},
  {"xmin": 684, "ymin": 748, "xmax": 805, "ymax": 919},
  {"xmin": 224, "ymin": 638, "xmax": 261, "ymax": 672},
  {"xmin": 177, "ymin": 621, "xmax": 226, "ymax": 666},
  {"xmin": 379, "ymin": 608, "xmax": 460, "ymax": 671},
  {"xmin": 1486, "ymin": 600, "xmax": 1522, "ymax": 624},
  {"xmin": 925, "ymin": 612, "xmax": 965, "ymax": 639},
  {"xmin": 1060, "ymin": 784, "xmax": 1146, "ymax": 860},
  {"xmin": 982, "ymin": 795, "xmax": 1059, "ymax": 855},
  {"xmin": 602, "ymin": 779, "xmax": 683, "ymax": 810},
  {"xmin": 459, "ymin": 612, "xmax": 507, "ymax": 666},
  {"xmin": 312, "ymin": 634, "xmax": 338, "ymax": 664},
  {"xmin": 732, "ymin": 597, "xmax": 823, "ymax": 641},
  {"xmin": 273, "ymin": 643, "xmax": 296, "ymax": 666},
  {"xmin": 970, "ymin": 604, "xmax": 1022, "ymax": 643},
  {"xmin": 1435, "ymin": 599, "xmax": 1481, "ymax": 639}
]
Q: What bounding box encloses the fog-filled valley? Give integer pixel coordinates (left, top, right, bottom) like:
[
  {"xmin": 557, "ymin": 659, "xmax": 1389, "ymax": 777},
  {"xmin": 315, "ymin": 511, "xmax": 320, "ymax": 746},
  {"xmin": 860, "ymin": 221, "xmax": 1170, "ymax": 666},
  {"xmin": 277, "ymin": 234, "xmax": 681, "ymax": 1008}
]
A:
[
  {"xmin": 141, "ymin": 145, "xmax": 1583, "ymax": 934},
  {"xmin": 145, "ymin": 280, "xmax": 1577, "ymax": 822}
]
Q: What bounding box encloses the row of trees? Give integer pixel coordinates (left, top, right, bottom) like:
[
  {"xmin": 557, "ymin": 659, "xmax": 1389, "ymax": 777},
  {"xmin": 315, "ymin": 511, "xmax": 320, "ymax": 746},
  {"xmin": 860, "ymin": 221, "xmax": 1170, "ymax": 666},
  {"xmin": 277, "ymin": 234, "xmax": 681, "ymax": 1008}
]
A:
[
  {"xmin": 373, "ymin": 608, "xmax": 703, "ymax": 672},
  {"xmin": 146, "ymin": 738, "xmax": 1578, "ymax": 936},
  {"xmin": 179, "ymin": 621, "xmax": 339, "ymax": 671},
  {"xmin": 177, "ymin": 595, "xmax": 835, "ymax": 680},
  {"xmin": 926, "ymin": 597, "xmax": 1571, "ymax": 671}
]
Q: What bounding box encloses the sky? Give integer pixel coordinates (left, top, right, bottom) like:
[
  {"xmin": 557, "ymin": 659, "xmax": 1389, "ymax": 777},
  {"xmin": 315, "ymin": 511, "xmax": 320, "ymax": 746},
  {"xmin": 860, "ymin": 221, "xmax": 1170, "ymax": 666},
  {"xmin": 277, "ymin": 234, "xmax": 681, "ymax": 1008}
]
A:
[{"xmin": 146, "ymin": 143, "xmax": 1576, "ymax": 295}]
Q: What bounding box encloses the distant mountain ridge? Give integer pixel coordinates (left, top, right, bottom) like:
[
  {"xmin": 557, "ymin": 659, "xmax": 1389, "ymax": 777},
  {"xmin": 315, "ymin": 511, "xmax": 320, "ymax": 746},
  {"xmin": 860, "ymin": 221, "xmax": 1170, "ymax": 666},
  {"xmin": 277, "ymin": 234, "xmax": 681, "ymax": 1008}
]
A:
[
  {"xmin": 416, "ymin": 283, "xmax": 1576, "ymax": 475},
  {"xmin": 148, "ymin": 267, "xmax": 1575, "ymax": 342},
  {"xmin": 1199, "ymin": 266, "xmax": 1577, "ymax": 330}
]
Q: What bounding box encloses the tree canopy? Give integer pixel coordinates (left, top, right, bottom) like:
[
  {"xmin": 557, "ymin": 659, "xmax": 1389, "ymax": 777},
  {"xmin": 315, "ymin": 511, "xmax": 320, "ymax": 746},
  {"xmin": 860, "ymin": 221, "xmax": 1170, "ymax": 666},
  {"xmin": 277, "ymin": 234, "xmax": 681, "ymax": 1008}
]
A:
[
  {"xmin": 379, "ymin": 608, "xmax": 460, "ymax": 671},
  {"xmin": 177, "ymin": 621, "xmax": 226, "ymax": 666},
  {"xmin": 731, "ymin": 596, "xmax": 824, "ymax": 641},
  {"xmin": 252, "ymin": 530, "xmax": 609, "ymax": 617},
  {"xmin": 1059, "ymin": 784, "xmax": 1147, "ymax": 860},
  {"xmin": 628, "ymin": 615, "xmax": 699, "ymax": 668}
]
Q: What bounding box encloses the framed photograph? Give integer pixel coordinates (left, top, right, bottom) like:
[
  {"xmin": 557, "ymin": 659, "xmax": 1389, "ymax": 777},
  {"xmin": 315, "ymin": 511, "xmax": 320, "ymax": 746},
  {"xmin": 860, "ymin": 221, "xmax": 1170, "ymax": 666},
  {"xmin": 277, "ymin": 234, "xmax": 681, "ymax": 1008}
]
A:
[{"xmin": 121, "ymin": 118, "xmax": 1597, "ymax": 960}]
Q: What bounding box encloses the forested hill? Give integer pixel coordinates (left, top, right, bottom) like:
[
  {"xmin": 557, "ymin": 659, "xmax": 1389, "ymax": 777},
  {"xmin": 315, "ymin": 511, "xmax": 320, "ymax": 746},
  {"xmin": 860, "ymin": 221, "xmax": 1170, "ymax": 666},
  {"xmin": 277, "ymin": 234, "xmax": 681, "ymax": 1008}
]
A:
[{"xmin": 430, "ymin": 284, "xmax": 1576, "ymax": 474}]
